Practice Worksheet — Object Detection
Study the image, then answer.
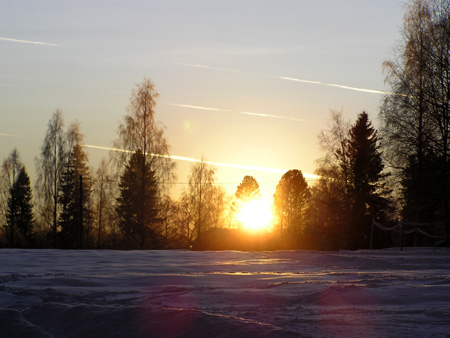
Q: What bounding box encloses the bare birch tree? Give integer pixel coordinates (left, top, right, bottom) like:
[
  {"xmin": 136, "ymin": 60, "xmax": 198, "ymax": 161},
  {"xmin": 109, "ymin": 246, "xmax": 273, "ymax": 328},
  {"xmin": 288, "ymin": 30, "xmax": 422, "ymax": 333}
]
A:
[
  {"xmin": 35, "ymin": 109, "xmax": 67, "ymax": 247},
  {"xmin": 113, "ymin": 78, "xmax": 175, "ymax": 248},
  {"xmin": 380, "ymin": 0, "xmax": 450, "ymax": 239},
  {"xmin": 182, "ymin": 159, "xmax": 216, "ymax": 241}
]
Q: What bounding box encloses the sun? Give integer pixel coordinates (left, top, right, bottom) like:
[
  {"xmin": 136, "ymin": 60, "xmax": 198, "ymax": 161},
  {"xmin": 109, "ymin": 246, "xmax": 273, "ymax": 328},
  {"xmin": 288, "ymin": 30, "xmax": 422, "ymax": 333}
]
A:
[{"xmin": 235, "ymin": 198, "xmax": 274, "ymax": 231}]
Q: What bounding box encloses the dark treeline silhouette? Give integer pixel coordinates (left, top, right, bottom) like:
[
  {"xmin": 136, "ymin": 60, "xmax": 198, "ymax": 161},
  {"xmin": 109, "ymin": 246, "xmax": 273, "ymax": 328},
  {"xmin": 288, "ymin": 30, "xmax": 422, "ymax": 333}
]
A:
[
  {"xmin": 381, "ymin": 0, "xmax": 450, "ymax": 246},
  {"xmin": 1, "ymin": 0, "xmax": 450, "ymax": 250}
]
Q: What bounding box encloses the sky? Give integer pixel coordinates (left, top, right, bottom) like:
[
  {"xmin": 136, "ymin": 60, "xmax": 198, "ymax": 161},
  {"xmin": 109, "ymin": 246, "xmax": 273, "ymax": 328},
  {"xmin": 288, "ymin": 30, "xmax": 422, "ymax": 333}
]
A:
[{"xmin": 0, "ymin": 0, "xmax": 405, "ymax": 200}]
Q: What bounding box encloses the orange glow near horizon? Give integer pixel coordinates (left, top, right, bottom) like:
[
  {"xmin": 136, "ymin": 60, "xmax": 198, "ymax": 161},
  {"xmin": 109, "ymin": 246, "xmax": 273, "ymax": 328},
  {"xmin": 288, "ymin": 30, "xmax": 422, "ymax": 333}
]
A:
[{"xmin": 235, "ymin": 198, "xmax": 274, "ymax": 232}]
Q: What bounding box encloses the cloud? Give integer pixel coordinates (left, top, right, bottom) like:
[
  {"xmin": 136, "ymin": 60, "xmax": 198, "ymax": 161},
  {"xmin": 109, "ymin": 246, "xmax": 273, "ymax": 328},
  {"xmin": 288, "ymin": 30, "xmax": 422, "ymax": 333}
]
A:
[
  {"xmin": 278, "ymin": 76, "xmax": 392, "ymax": 95},
  {"xmin": 83, "ymin": 144, "xmax": 320, "ymax": 179},
  {"xmin": 0, "ymin": 36, "xmax": 58, "ymax": 47},
  {"xmin": 169, "ymin": 104, "xmax": 311, "ymax": 123}
]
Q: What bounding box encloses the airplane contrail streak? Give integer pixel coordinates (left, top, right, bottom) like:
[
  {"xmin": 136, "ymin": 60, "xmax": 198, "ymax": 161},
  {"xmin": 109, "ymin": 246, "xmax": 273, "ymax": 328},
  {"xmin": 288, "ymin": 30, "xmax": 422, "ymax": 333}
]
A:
[
  {"xmin": 0, "ymin": 132, "xmax": 22, "ymax": 138},
  {"xmin": 169, "ymin": 104, "xmax": 231, "ymax": 112},
  {"xmin": 83, "ymin": 144, "xmax": 320, "ymax": 179},
  {"xmin": 168, "ymin": 61, "xmax": 392, "ymax": 95},
  {"xmin": 169, "ymin": 104, "xmax": 310, "ymax": 123},
  {"xmin": 0, "ymin": 36, "xmax": 59, "ymax": 47},
  {"xmin": 167, "ymin": 61, "xmax": 242, "ymax": 73},
  {"xmin": 278, "ymin": 76, "xmax": 392, "ymax": 95}
]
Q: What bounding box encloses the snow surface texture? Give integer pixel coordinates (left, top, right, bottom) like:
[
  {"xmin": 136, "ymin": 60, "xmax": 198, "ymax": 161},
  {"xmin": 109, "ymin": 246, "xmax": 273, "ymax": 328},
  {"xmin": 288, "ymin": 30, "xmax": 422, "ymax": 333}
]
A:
[{"xmin": 1, "ymin": 248, "xmax": 450, "ymax": 338}]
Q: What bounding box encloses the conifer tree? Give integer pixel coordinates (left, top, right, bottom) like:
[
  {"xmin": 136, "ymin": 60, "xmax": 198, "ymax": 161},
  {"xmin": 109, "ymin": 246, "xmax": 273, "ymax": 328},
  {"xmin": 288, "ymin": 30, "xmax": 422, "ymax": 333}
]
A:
[
  {"xmin": 58, "ymin": 123, "xmax": 91, "ymax": 249},
  {"xmin": 346, "ymin": 112, "xmax": 390, "ymax": 249},
  {"xmin": 315, "ymin": 111, "xmax": 390, "ymax": 249},
  {"xmin": 381, "ymin": 0, "xmax": 450, "ymax": 240},
  {"xmin": 117, "ymin": 150, "xmax": 159, "ymax": 249},
  {"xmin": 112, "ymin": 78, "xmax": 175, "ymax": 248},
  {"xmin": 6, "ymin": 167, "xmax": 34, "ymax": 247},
  {"xmin": 1, "ymin": 149, "xmax": 23, "ymax": 241}
]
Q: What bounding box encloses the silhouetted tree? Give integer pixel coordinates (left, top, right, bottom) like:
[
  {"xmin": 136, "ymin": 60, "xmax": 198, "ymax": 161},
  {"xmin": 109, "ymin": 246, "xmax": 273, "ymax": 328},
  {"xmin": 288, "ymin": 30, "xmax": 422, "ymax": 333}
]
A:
[
  {"xmin": 315, "ymin": 111, "xmax": 352, "ymax": 247},
  {"xmin": 346, "ymin": 112, "xmax": 390, "ymax": 249},
  {"xmin": 5, "ymin": 167, "xmax": 34, "ymax": 247},
  {"xmin": 117, "ymin": 150, "xmax": 160, "ymax": 249},
  {"xmin": 35, "ymin": 110, "xmax": 67, "ymax": 247},
  {"xmin": 0, "ymin": 149, "xmax": 23, "ymax": 244},
  {"xmin": 181, "ymin": 159, "xmax": 220, "ymax": 243},
  {"xmin": 92, "ymin": 158, "xmax": 117, "ymax": 249},
  {"xmin": 175, "ymin": 193, "xmax": 197, "ymax": 247},
  {"xmin": 380, "ymin": 0, "xmax": 450, "ymax": 240},
  {"xmin": 58, "ymin": 123, "xmax": 91, "ymax": 248},
  {"xmin": 209, "ymin": 185, "xmax": 231, "ymax": 230},
  {"xmin": 159, "ymin": 196, "xmax": 179, "ymax": 248},
  {"xmin": 235, "ymin": 176, "xmax": 260, "ymax": 202},
  {"xmin": 304, "ymin": 179, "xmax": 343, "ymax": 250},
  {"xmin": 273, "ymin": 170, "xmax": 310, "ymax": 242},
  {"xmin": 233, "ymin": 175, "xmax": 261, "ymax": 229},
  {"xmin": 112, "ymin": 78, "xmax": 174, "ymax": 248},
  {"xmin": 112, "ymin": 78, "xmax": 175, "ymax": 192},
  {"xmin": 315, "ymin": 111, "xmax": 390, "ymax": 249}
]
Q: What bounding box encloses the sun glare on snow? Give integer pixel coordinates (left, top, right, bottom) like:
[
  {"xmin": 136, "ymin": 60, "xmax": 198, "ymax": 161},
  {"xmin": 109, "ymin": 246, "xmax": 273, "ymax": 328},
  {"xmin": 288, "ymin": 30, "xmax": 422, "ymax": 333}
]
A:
[{"xmin": 235, "ymin": 198, "xmax": 274, "ymax": 231}]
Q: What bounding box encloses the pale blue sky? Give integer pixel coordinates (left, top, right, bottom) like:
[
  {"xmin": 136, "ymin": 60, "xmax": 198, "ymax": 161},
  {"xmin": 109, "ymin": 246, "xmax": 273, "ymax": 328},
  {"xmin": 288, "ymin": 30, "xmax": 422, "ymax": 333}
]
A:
[{"xmin": 1, "ymin": 0, "xmax": 404, "ymax": 198}]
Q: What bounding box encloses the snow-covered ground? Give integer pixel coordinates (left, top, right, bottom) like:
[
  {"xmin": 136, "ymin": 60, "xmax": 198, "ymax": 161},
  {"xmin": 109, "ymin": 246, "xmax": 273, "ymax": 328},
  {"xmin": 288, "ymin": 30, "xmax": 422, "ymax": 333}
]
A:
[{"xmin": 1, "ymin": 248, "xmax": 450, "ymax": 338}]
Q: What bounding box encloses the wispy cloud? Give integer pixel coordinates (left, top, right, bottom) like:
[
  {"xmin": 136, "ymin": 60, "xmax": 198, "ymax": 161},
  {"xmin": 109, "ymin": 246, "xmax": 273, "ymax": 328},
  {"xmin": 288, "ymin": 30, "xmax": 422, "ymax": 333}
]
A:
[
  {"xmin": 169, "ymin": 104, "xmax": 310, "ymax": 123},
  {"xmin": 278, "ymin": 76, "xmax": 391, "ymax": 95},
  {"xmin": 0, "ymin": 36, "xmax": 58, "ymax": 47},
  {"xmin": 83, "ymin": 144, "xmax": 320, "ymax": 179}
]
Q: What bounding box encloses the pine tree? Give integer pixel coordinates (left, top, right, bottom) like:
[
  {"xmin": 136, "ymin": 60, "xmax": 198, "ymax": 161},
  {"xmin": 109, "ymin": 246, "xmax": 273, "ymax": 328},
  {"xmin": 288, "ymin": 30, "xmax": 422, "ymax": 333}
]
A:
[
  {"xmin": 117, "ymin": 150, "xmax": 160, "ymax": 249},
  {"xmin": 6, "ymin": 167, "xmax": 34, "ymax": 247},
  {"xmin": 59, "ymin": 143, "xmax": 91, "ymax": 249},
  {"xmin": 346, "ymin": 112, "xmax": 390, "ymax": 249}
]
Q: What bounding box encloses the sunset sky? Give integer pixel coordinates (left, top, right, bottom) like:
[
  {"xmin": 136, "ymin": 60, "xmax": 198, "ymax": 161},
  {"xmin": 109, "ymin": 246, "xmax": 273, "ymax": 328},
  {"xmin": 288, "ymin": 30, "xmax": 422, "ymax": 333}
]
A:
[{"xmin": 1, "ymin": 0, "xmax": 404, "ymax": 199}]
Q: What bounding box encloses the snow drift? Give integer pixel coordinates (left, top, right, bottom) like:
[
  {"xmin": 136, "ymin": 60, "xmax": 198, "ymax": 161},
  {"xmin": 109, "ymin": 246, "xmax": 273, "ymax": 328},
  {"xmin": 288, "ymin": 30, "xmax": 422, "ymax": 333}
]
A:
[{"xmin": 1, "ymin": 248, "xmax": 450, "ymax": 337}]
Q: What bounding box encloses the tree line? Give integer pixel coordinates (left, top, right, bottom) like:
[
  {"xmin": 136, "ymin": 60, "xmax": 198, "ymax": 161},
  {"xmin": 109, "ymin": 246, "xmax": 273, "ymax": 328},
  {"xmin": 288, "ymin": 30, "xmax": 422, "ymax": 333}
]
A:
[{"xmin": 1, "ymin": 0, "xmax": 450, "ymax": 250}]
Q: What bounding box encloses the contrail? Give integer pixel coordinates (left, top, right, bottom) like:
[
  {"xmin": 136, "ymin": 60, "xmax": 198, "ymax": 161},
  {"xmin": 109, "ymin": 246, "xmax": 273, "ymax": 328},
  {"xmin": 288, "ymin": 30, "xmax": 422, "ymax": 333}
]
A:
[
  {"xmin": 0, "ymin": 83, "xmax": 24, "ymax": 88},
  {"xmin": 168, "ymin": 60, "xmax": 391, "ymax": 95},
  {"xmin": 84, "ymin": 144, "xmax": 320, "ymax": 179},
  {"xmin": 278, "ymin": 76, "xmax": 392, "ymax": 95},
  {"xmin": 169, "ymin": 104, "xmax": 310, "ymax": 123},
  {"xmin": 170, "ymin": 104, "xmax": 230, "ymax": 112},
  {"xmin": 0, "ymin": 132, "xmax": 22, "ymax": 138},
  {"xmin": 0, "ymin": 36, "xmax": 58, "ymax": 47},
  {"xmin": 167, "ymin": 61, "xmax": 242, "ymax": 73}
]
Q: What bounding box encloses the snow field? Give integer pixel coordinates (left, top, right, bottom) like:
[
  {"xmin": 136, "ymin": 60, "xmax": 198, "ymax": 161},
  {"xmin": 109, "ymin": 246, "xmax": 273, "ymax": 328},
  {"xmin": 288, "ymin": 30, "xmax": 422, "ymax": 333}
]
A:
[{"xmin": 1, "ymin": 248, "xmax": 450, "ymax": 337}]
